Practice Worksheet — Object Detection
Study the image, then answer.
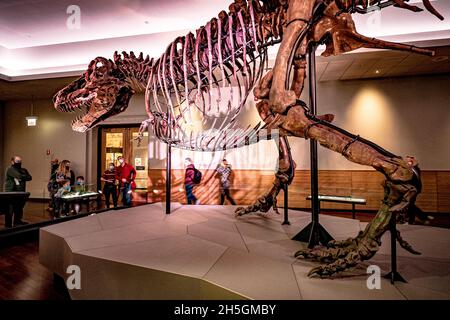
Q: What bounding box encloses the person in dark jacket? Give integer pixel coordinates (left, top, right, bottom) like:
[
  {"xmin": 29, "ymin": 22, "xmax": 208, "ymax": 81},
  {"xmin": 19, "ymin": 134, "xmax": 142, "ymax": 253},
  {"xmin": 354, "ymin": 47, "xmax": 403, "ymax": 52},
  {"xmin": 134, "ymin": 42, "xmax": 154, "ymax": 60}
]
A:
[
  {"xmin": 47, "ymin": 158, "xmax": 60, "ymax": 213},
  {"xmin": 216, "ymin": 159, "xmax": 236, "ymax": 205},
  {"xmin": 4, "ymin": 156, "xmax": 32, "ymax": 227},
  {"xmin": 184, "ymin": 158, "xmax": 199, "ymax": 205},
  {"xmin": 101, "ymin": 163, "xmax": 118, "ymax": 209}
]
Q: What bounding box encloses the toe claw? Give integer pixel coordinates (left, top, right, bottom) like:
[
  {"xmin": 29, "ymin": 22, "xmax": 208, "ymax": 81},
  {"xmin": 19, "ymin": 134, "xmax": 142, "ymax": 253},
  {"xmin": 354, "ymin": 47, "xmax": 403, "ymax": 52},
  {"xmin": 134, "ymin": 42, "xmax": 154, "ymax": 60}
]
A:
[
  {"xmin": 294, "ymin": 249, "xmax": 308, "ymax": 259},
  {"xmin": 326, "ymin": 240, "xmax": 338, "ymax": 248},
  {"xmin": 235, "ymin": 207, "xmax": 245, "ymax": 217},
  {"xmin": 307, "ymin": 266, "xmax": 323, "ymax": 278}
]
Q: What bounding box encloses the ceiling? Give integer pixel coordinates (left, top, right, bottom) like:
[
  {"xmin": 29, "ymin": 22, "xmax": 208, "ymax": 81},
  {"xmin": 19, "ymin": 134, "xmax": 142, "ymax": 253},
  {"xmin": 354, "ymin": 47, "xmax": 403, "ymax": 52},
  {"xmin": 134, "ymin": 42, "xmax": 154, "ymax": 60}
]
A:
[
  {"xmin": 0, "ymin": 0, "xmax": 449, "ymax": 80},
  {"xmin": 0, "ymin": 0, "xmax": 449, "ymax": 100},
  {"xmin": 0, "ymin": 0, "xmax": 231, "ymax": 49},
  {"xmin": 315, "ymin": 45, "xmax": 450, "ymax": 81},
  {"xmin": 1, "ymin": 45, "xmax": 449, "ymax": 101},
  {"xmin": 1, "ymin": 0, "xmax": 448, "ymax": 49}
]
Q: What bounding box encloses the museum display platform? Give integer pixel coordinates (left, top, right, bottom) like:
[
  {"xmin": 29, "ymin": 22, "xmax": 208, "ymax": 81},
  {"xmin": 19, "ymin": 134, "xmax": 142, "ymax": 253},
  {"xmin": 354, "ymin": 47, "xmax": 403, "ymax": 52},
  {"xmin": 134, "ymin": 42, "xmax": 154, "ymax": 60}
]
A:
[{"xmin": 39, "ymin": 204, "xmax": 450, "ymax": 300}]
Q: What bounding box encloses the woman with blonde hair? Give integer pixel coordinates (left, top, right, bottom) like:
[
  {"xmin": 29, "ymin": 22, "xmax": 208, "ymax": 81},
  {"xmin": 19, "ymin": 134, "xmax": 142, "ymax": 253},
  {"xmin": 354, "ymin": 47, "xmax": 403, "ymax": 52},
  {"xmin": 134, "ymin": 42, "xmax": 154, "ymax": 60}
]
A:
[{"xmin": 55, "ymin": 160, "xmax": 75, "ymax": 188}]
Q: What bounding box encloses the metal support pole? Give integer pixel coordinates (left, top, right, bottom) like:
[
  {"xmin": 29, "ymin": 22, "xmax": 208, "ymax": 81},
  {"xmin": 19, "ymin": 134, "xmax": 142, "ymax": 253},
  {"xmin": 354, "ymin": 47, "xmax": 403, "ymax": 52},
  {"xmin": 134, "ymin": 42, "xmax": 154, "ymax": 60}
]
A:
[
  {"xmin": 292, "ymin": 42, "xmax": 333, "ymax": 246},
  {"xmin": 383, "ymin": 215, "xmax": 407, "ymax": 284},
  {"xmin": 165, "ymin": 143, "xmax": 171, "ymax": 214},
  {"xmin": 165, "ymin": 111, "xmax": 172, "ymax": 215},
  {"xmin": 309, "ymin": 42, "xmax": 320, "ymax": 232},
  {"xmin": 282, "ymin": 183, "xmax": 290, "ymax": 225}
]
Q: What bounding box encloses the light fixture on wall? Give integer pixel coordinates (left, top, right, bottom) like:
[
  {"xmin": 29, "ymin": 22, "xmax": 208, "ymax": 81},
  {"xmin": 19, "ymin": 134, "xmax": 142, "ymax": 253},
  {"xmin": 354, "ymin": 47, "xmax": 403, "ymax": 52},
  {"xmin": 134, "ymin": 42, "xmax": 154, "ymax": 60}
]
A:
[{"xmin": 26, "ymin": 95, "xmax": 38, "ymax": 127}]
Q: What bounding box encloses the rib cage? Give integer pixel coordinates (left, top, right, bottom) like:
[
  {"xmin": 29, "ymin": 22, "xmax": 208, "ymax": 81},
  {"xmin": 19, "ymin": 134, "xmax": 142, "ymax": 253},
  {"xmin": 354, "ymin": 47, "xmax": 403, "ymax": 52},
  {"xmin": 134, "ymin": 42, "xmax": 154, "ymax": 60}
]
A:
[
  {"xmin": 140, "ymin": 0, "xmax": 444, "ymax": 152},
  {"xmin": 145, "ymin": 0, "xmax": 287, "ymax": 151}
]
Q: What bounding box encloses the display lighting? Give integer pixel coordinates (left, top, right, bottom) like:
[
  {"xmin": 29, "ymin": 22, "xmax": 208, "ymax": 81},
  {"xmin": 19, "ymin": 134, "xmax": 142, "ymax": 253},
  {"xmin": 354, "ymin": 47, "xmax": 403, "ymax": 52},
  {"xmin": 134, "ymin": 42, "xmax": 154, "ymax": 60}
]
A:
[{"xmin": 26, "ymin": 95, "xmax": 38, "ymax": 126}]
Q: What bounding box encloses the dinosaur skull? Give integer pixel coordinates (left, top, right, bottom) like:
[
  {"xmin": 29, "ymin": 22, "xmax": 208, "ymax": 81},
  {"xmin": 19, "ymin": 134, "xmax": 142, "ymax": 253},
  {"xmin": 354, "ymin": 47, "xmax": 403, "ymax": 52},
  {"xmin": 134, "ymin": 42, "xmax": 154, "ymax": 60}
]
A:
[{"xmin": 53, "ymin": 57, "xmax": 134, "ymax": 132}]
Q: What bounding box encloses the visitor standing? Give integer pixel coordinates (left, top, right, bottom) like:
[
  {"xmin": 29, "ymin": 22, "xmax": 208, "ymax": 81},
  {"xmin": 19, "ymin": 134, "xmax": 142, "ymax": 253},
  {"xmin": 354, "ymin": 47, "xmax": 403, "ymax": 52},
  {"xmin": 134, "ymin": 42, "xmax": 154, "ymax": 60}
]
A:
[
  {"xmin": 184, "ymin": 158, "xmax": 200, "ymax": 205},
  {"xmin": 216, "ymin": 158, "xmax": 236, "ymax": 205},
  {"xmin": 116, "ymin": 156, "xmax": 136, "ymax": 207},
  {"xmin": 4, "ymin": 156, "xmax": 32, "ymax": 227},
  {"xmin": 56, "ymin": 160, "xmax": 75, "ymax": 188},
  {"xmin": 101, "ymin": 163, "xmax": 118, "ymax": 209}
]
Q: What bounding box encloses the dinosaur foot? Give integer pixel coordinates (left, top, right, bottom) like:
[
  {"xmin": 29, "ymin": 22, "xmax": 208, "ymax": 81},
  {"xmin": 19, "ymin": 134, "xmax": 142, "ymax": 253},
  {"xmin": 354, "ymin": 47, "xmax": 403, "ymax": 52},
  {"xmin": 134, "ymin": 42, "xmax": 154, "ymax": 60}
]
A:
[
  {"xmin": 235, "ymin": 183, "xmax": 282, "ymax": 217},
  {"xmin": 235, "ymin": 195, "xmax": 277, "ymax": 217},
  {"xmin": 326, "ymin": 232, "xmax": 363, "ymax": 249},
  {"xmin": 306, "ymin": 251, "xmax": 361, "ymax": 278},
  {"xmin": 294, "ymin": 245, "xmax": 353, "ymax": 264},
  {"xmin": 295, "ymin": 234, "xmax": 378, "ymax": 278}
]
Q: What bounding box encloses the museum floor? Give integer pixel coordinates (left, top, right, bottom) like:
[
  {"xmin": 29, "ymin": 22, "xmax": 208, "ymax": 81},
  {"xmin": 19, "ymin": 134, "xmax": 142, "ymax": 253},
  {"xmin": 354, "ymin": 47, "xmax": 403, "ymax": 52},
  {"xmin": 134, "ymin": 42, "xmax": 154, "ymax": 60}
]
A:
[
  {"xmin": 0, "ymin": 242, "xmax": 69, "ymax": 300},
  {"xmin": 33, "ymin": 204, "xmax": 450, "ymax": 300}
]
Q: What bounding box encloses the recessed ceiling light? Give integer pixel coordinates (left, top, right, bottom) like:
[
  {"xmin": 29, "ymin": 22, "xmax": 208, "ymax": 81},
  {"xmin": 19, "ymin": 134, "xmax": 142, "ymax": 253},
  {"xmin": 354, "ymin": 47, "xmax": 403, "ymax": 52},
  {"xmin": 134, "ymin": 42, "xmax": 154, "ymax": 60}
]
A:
[{"xmin": 375, "ymin": 70, "xmax": 380, "ymax": 74}]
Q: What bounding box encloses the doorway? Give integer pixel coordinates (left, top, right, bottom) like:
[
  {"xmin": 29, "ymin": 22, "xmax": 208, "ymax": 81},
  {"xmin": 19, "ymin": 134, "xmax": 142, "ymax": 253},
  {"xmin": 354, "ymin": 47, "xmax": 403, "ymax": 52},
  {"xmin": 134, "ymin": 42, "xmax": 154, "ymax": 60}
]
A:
[{"xmin": 99, "ymin": 126, "xmax": 149, "ymax": 204}]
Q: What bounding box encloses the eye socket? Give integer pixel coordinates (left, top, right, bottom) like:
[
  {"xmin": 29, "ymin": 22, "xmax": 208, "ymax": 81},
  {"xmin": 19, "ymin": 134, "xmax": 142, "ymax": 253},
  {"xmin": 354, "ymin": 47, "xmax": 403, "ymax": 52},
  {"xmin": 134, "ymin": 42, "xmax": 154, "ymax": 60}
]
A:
[{"xmin": 88, "ymin": 60, "xmax": 107, "ymax": 79}]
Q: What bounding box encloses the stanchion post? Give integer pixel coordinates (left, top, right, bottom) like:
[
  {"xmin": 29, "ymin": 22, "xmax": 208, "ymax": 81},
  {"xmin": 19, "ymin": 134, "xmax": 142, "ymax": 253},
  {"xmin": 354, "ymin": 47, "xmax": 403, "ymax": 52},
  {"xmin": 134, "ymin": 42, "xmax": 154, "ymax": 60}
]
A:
[
  {"xmin": 282, "ymin": 183, "xmax": 290, "ymax": 225},
  {"xmin": 292, "ymin": 42, "xmax": 333, "ymax": 247},
  {"xmin": 383, "ymin": 215, "xmax": 407, "ymax": 284},
  {"xmin": 165, "ymin": 111, "xmax": 172, "ymax": 215}
]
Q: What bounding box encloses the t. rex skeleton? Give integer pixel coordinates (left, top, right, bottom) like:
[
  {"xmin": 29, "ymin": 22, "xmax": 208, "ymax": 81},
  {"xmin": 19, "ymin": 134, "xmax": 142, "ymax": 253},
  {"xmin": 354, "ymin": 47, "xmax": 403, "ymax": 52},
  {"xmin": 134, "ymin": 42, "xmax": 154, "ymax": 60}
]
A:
[{"xmin": 53, "ymin": 0, "xmax": 444, "ymax": 277}]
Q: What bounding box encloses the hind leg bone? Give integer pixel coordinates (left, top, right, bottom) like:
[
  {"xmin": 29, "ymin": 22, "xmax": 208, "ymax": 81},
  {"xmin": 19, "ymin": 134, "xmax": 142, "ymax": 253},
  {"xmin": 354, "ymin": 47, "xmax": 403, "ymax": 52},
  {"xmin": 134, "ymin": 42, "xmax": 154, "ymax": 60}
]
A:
[{"xmin": 281, "ymin": 104, "xmax": 420, "ymax": 277}]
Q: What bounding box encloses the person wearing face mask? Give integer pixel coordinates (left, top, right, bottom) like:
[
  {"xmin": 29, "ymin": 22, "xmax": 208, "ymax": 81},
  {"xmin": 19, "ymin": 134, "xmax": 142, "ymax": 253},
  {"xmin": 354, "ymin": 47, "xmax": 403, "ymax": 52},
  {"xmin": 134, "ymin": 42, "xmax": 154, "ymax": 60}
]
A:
[
  {"xmin": 4, "ymin": 156, "xmax": 32, "ymax": 227},
  {"xmin": 75, "ymin": 176, "xmax": 86, "ymax": 192},
  {"xmin": 101, "ymin": 163, "xmax": 118, "ymax": 209},
  {"xmin": 72, "ymin": 176, "xmax": 86, "ymax": 214},
  {"xmin": 56, "ymin": 160, "xmax": 75, "ymax": 188},
  {"xmin": 54, "ymin": 160, "xmax": 75, "ymax": 216},
  {"xmin": 116, "ymin": 156, "xmax": 136, "ymax": 207},
  {"xmin": 53, "ymin": 180, "xmax": 72, "ymax": 218}
]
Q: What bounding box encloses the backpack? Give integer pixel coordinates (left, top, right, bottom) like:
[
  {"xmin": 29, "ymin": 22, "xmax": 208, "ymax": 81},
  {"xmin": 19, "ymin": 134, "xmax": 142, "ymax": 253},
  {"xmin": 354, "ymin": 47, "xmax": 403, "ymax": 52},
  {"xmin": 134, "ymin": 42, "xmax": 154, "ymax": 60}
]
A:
[{"xmin": 193, "ymin": 168, "xmax": 202, "ymax": 184}]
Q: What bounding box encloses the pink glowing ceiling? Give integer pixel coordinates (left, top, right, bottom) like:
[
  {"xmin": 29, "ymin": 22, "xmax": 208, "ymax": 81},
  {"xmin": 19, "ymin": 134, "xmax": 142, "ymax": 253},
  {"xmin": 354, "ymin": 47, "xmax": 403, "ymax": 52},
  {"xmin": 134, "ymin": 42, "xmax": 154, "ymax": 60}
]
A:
[
  {"xmin": 0, "ymin": 0, "xmax": 232, "ymax": 49},
  {"xmin": 0, "ymin": 0, "xmax": 449, "ymax": 80}
]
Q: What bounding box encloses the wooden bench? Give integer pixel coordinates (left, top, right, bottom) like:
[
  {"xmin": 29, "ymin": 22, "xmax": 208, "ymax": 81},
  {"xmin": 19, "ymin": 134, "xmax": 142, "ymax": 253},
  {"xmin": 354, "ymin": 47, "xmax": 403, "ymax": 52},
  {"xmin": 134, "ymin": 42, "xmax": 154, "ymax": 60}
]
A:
[{"xmin": 306, "ymin": 195, "xmax": 367, "ymax": 219}]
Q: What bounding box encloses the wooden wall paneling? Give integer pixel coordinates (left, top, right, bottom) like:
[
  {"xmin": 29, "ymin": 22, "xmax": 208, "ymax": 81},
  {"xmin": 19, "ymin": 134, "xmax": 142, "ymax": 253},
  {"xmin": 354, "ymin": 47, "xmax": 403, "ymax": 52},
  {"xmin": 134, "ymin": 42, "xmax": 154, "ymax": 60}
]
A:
[
  {"xmin": 415, "ymin": 171, "xmax": 437, "ymax": 212},
  {"xmin": 317, "ymin": 170, "xmax": 352, "ymax": 209},
  {"xmin": 351, "ymin": 171, "xmax": 385, "ymax": 210},
  {"xmin": 437, "ymin": 171, "xmax": 450, "ymax": 213},
  {"xmin": 277, "ymin": 170, "xmax": 310, "ymax": 208},
  {"xmin": 146, "ymin": 169, "xmax": 447, "ymax": 213}
]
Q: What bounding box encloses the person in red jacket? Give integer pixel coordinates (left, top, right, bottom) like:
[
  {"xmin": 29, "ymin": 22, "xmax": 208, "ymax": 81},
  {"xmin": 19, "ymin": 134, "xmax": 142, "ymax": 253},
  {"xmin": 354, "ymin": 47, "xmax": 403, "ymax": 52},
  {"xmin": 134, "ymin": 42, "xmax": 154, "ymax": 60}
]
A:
[
  {"xmin": 184, "ymin": 158, "xmax": 199, "ymax": 205},
  {"xmin": 116, "ymin": 156, "xmax": 136, "ymax": 207}
]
